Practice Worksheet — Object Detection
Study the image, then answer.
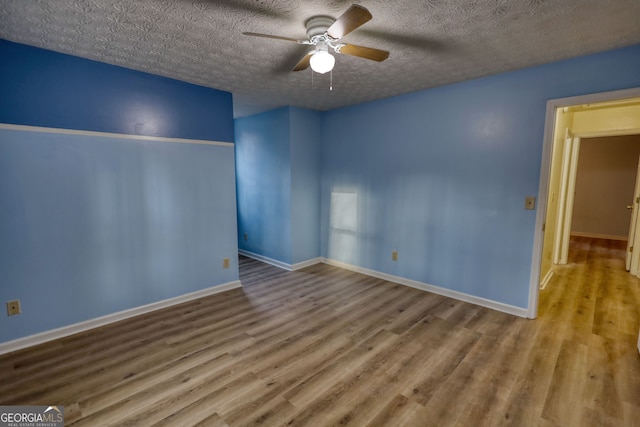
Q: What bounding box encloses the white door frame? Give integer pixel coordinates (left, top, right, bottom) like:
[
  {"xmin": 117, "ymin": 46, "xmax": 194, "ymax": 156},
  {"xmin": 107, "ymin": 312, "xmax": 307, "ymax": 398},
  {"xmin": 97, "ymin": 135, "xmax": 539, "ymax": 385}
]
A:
[
  {"xmin": 625, "ymin": 155, "xmax": 640, "ymax": 271},
  {"xmin": 553, "ymin": 129, "xmax": 573, "ymax": 264},
  {"xmin": 528, "ymin": 87, "xmax": 640, "ymax": 319},
  {"xmin": 559, "ymin": 135, "xmax": 581, "ymax": 264}
]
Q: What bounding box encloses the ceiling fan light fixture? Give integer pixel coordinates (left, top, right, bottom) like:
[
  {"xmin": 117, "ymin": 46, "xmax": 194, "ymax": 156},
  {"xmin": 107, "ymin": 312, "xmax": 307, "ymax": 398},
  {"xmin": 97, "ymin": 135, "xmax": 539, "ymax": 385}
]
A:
[
  {"xmin": 310, "ymin": 50, "xmax": 335, "ymax": 74},
  {"xmin": 244, "ymin": 5, "xmax": 388, "ymax": 74}
]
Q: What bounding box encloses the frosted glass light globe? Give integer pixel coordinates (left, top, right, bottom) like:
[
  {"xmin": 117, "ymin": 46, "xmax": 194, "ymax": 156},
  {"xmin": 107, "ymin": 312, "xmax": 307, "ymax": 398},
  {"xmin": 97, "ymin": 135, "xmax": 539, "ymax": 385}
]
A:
[{"xmin": 310, "ymin": 50, "xmax": 335, "ymax": 74}]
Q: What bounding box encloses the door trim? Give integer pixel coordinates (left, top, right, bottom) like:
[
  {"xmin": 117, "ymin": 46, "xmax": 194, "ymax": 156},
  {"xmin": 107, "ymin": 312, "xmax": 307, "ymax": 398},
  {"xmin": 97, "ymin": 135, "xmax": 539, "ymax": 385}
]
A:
[
  {"xmin": 553, "ymin": 130, "xmax": 573, "ymax": 264},
  {"xmin": 559, "ymin": 135, "xmax": 581, "ymax": 264},
  {"xmin": 528, "ymin": 87, "xmax": 640, "ymax": 319},
  {"xmin": 625, "ymin": 155, "xmax": 640, "ymax": 270}
]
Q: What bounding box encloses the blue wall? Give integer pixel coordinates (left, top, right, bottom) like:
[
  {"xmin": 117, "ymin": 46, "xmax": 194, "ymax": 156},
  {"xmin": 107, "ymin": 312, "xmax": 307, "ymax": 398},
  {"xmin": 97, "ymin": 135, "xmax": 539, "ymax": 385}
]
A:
[
  {"xmin": 3, "ymin": 35, "xmax": 639, "ymax": 344},
  {"xmin": 321, "ymin": 44, "xmax": 640, "ymax": 309},
  {"xmin": 0, "ymin": 39, "xmax": 234, "ymax": 142},
  {"xmin": 235, "ymin": 107, "xmax": 322, "ymax": 266},
  {"xmin": 290, "ymin": 108, "xmax": 322, "ymax": 264},
  {"xmin": 0, "ymin": 40, "xmax": 237, "ymax": 343},
  {"xmin": 235, "ymin": 108, "xmax": 292, "ymax": 263}
]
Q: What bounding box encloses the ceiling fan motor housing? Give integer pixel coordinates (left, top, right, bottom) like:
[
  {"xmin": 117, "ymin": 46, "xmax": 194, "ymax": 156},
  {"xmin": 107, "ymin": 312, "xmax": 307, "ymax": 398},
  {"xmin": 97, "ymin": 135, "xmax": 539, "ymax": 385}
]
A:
[{"xmin": 306, "ymin": 16, "xmax": 335, "ymax": 41}]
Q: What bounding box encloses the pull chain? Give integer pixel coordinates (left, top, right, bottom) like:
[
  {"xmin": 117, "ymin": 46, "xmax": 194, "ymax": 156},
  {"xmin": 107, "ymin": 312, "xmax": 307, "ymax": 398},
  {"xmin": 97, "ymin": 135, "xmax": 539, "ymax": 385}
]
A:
[{"xmin": 310, "ymin": 69, "xmax": 333, "ymax": 91}]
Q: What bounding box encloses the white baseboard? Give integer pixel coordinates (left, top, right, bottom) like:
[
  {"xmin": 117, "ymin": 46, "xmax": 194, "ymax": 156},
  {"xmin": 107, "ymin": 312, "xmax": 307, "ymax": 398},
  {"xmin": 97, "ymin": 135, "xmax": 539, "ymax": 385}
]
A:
[
  {"xmin": 570, "ymin": 232, "xmax": 627, "ymax": 241},
  {"xmin": 0, "ymin": 280, "xmax": 242, "ymax": 356},
  {"xmin": 239, "ymin": 249, "xmax": 292, "ymax": 270},
  {"xmin": 321, "ymin": 258, "xmax": 529, "ymax": 318},
  {"xmin": 539, "ymin": 269, "xmax": 554, "ymax": 290},
  {"xmin": 292, "ymin": 257, "xmax": 323, "ymax": 271},
  {"xmin": 238, "ymin": 249, "xmax": 321, "ymax": 271}
]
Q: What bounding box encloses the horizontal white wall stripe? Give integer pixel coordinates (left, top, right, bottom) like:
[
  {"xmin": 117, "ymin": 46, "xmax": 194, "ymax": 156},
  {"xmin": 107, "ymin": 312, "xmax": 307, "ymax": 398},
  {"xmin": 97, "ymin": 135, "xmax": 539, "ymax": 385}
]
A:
[
  {"xmin": 0, "ymin": 280, "xmax": 242, "ymax": 355},
  {"xmin": 321, "ymin": 258, "xmax": 530, "ymax": 319},
  {"xmin": 0, "ymin": 123, "xmax": 234, "ymax": 147}
]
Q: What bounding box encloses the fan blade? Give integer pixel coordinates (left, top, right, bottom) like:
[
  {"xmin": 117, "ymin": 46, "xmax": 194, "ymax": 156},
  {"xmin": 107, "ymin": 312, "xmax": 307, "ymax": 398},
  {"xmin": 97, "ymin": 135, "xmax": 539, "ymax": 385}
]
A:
[
  {"xmin": 337, "ymin": 44, "xmax": 389, "ymax": 62},
  {"xmin": 292, "ymin": 53, "xmax": 312, "ymax": 71},
  {"xmin": 326, "ymin": 5, "xmax": 372, "ymax": 40},
  {"xmin": 243, "ymin": 32, "xmax": 309, "ymax": 44}
]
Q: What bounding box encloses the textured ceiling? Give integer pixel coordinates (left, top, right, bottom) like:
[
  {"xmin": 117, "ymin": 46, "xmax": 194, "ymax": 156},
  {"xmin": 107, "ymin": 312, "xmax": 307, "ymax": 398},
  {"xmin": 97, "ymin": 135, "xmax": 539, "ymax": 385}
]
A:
[{"xmin": 1, "ymin": 1, "xmax": 640, "ymax": 118}]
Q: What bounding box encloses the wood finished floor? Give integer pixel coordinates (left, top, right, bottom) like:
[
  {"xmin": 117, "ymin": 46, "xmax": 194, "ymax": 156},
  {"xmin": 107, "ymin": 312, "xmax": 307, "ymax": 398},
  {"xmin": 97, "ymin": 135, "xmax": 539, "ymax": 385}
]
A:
[{"xmin": 0, "ymin": 237, "xmax": 639, "ymax": 426}]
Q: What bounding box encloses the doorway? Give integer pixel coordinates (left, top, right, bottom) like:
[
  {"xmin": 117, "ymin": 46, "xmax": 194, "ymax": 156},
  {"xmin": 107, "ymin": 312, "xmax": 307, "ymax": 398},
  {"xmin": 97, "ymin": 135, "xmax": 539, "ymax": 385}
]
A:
[
  {"xmin": 556, "ymin": 134, "xmax": 640, "ymax": 266},
  {"xmin": 529, "ymin": 87, "xmax": 640, "ymax": 318}
]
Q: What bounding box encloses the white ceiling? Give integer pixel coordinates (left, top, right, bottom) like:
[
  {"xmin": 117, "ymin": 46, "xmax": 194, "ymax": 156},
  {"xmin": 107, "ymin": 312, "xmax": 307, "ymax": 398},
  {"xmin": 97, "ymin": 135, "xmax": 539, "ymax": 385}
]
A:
[{"xmin": 1, "ymin": 0, "xmax": 640, "ymax": 117}]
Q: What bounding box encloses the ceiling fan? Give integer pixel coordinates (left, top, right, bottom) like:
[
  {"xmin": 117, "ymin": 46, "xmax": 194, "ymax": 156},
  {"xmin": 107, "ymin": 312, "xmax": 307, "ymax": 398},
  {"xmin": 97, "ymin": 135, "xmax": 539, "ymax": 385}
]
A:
[{"xmin": 243, "ymin": 4, "xmax": 389, "ymax": 74}]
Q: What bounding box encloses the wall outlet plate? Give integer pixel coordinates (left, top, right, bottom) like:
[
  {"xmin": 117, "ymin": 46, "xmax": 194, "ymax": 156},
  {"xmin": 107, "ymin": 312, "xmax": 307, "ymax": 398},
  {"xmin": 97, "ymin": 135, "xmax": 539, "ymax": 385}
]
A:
[
  {"xmin": 223, "ymin": 258, "xmax": 230, "ymax": 269},
  {"xmin": 392, "ymin": 250, "xmax": 398, "ymax": 261},
  {"xmin": 7, "ymin": 300, "xmax": 21, "ymax": 316},
  {"xmin": 525, "ymin": 196, "xmax": 536, "ymax": 210}
]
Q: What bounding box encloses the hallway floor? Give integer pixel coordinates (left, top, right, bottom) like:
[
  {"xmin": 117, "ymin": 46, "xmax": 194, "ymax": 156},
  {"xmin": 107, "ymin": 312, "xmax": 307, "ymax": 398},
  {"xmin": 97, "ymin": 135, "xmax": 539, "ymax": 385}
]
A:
[{"xmin": 536, "ymin": 236, "xmax": 640, "ymax": 425}]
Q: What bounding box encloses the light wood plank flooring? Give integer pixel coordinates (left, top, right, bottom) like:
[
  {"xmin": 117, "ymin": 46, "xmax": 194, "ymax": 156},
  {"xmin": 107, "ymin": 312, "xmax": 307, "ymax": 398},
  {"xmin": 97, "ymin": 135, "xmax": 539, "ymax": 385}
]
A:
[{"xmin": 0, "ymin": 236, "xmax": 639, "ymax": 426}]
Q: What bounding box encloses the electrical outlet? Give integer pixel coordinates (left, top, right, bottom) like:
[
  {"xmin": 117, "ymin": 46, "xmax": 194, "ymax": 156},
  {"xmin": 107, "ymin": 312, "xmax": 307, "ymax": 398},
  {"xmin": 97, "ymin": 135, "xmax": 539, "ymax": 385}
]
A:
[
  {"xmin": 223, "ymin": 258, "xmax": 230, "ymax": 269},
  {"xmin": 525, "ymin": 196, "xmax": 536, "ymax": 210},
  {"xmin": 6, "ymin": 300, "xmax": 21, "ymax": 316},
  {"xmin": 392, "ymin": 250, "xmax": 398, "ymax": 261},
  {"xmin": 243, "ymin": 233, "xmax": 248, "ymax": 241}
]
